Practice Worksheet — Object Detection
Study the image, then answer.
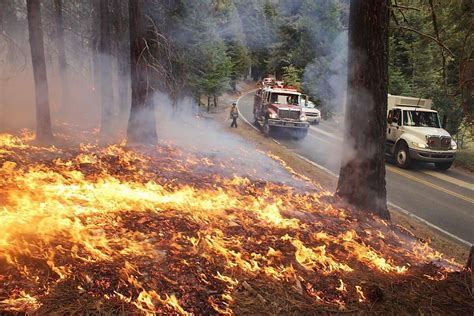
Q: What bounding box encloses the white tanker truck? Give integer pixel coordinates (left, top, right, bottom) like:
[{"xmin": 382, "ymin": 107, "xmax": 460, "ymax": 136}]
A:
[{"xmin": 386, "ymin": 95, "xmax": 456, "ymax": 170}]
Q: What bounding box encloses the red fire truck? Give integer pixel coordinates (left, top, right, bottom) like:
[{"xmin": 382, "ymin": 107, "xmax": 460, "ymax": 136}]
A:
[{"xmin": 253, "ymin": 86, "xmax": 310, "ymax": 139}]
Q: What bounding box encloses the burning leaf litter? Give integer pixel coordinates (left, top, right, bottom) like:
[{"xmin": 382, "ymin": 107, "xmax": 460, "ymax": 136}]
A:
[{"xmin": 0, "ymin": 132, "xmax": 472, "ymax": 314}]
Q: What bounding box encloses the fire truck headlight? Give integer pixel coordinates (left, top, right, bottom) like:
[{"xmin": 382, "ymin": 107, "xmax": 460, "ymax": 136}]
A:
[
  {"xmin": 412, "ymin": 142, "xmax": 429, "ymax": 149},
  {"xmin": 450, "ymin": 140, "xmax": 457, "ymax": 150},
  {"xmin": 269, "ymin": 112, "xmax": 278, "ymax": 119},
  {"xmin": 300, "ymin": 115, "xmax": 307, "ymax": 122}
]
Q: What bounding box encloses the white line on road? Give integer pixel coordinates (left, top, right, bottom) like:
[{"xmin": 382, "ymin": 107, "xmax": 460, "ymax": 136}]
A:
[
  {"xmin": 236, "ymin": 91, "xmax": 472, "ymax": 247},
  {"xmin": 387, "ymin": 202, "xmax": 472, "ymax": 247},
  {"xmin": 295, "ymin": 153, "xmax": 338, "ymax": 177},
  {"xmin": 235, "ymin": 91, "xmax": 260, "ymax": 132}
]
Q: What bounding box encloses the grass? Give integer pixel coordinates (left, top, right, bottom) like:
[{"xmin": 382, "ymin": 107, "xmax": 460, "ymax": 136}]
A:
[{"xmin": 454, "ymin": 146, "xmax": 474, "ymax": 172}]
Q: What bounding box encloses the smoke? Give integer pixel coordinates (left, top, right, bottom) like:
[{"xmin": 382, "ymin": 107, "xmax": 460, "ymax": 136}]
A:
[
  {"xmin": 303, "ymin": 31, "xmax": 348, "ymax": 119},
  {"xmin": 0, "ymin": 0, "xmax": 345, "ymax": 189},
  {"xmin": 152, "ymin": 92, "xmax": 314, "ymax": 189}
]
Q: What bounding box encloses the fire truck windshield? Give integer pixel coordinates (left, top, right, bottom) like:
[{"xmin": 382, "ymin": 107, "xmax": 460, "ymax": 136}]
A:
[
  {"xmin": 271, "ymin": 93, "xmax": 300, "ymax": 105},
  {"xmin": 403, "ymin": 110, "xmax": 440, "ymax": 128}
]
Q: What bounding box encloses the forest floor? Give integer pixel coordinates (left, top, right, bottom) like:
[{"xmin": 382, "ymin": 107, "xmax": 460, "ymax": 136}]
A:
[
  {"xmin": 1, "ymin": 89, "xmax": 473, "ymax": 314},
  {"xmin": 212, "ymin": 82, "xmax": 470, "ymax": 263}
]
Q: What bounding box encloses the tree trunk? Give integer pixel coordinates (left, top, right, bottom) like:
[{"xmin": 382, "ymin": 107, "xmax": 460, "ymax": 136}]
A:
[
  {"xmin": 114, "ymin": 0, "xmax": 130, "ymax": 117},
  {"xmin": 336, "ymin": 0, "xmax": 390, "ymax": 219},
  {"xmin": 127, "ymin": 0, "xmax": 157, "ymax": 144},
  {"xmin": 99, "ymin": 0, "xmax": 114, "ymax": 141},
  {"xmin": 27, "ymin": 0, "xmax": 53, "ymax": 141},
  {"xmin": 207, "ymin": 96, "xmax": 211, "ymax": 112},
  {"xmin": 214, "ymin": 95, "xmax": 218, "ymax": 107},
  {"xmin": 53, "ymin": 0, "xmax": 69, "ymax": 110},
  {"xmin": 91, "ymin": 0, "xmax": 101, "ymax": 100}
]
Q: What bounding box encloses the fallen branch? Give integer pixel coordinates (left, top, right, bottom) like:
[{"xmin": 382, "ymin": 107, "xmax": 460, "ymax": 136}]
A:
[{"xmin": 389, "ymin": 4, "xmax": 421, "ymax": 12}]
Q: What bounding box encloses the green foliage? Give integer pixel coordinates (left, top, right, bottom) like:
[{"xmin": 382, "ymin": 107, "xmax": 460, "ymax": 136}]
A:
[
  {"xmin": 147, "ymin": 0, "xmax": 234, "ymax": 100},
  {"xmin": 282, "ymin": 65, "xmax": 303, "ymax": 90},
  {"xmin": 232, "ymin": 0, "xmax": 277, "ymax": 79},
  {"xmin": 388, "ymin": 65, "xmax": 411, "ymax": 95},
  {"xmin": 263, "ymin": 1, "xmax": 277, "ymax": 19},
  {"xmin": 226, "ymin": 40, "xmax": 251, "ymax": 90},
  {"xmin": 389, "ymin": 0, "xmax": 473, "ymax": 131},
  {"xmin": 179, "ymin": 1, "xmax": 232, "ymax": 98},
  {"xmin": 146, "ymin": 0, "xmax": 471, "ymax": 125}
]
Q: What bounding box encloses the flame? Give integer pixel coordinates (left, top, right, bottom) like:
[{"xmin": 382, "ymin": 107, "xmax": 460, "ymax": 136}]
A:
[
  {"xmin": 355, "ymin": 285, "xmax": 366, "ymax": 302},
  {"xmin": 0, "ymin": 132, "xmax": 461, "ymax": 313}
]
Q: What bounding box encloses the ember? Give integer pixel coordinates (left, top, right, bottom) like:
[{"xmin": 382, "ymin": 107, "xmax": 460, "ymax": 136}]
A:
[{"xmin": 0, "ymin": 132, "xmax": 472, "ymax": 314}]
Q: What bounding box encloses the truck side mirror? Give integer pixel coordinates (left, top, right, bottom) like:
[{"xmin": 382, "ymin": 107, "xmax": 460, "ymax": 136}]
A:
[{"xmin": 442, "ymin": 115, "xmax": 447, "ymax": 129}]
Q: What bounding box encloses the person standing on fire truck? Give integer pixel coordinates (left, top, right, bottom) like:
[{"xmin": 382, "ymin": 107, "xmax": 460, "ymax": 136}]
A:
[{"xmin": 230, "ymin": 102, "xmax": 239, "ymax": 128}]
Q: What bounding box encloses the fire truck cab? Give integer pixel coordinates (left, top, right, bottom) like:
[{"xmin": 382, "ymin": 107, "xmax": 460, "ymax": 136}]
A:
[{"xmin": 254, "ymin": 86, "xmax": 310, "ymax": 139}]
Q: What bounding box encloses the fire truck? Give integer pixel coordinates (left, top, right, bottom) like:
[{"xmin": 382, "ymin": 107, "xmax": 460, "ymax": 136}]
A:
[
  {"xmin": 253, "ymin": 86, "xmax": 310, "ymax": 139},
  {"xmin": 386, "ymin": 95, "xmax": 456, "ymax": 170}
]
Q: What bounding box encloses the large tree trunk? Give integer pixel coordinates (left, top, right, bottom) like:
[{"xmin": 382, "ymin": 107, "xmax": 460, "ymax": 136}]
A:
[
  {"xmin": 91, "ymin": 0, "xmax": 101, "ymax": 101},
  {"xmin": 336, "ymin": 0, "xmax": 390, "ymax": 219},
  {"xmin": 53, "ymin": 0, "xmax": 69, "ymax": 111},
  {"xmin": 127, "ymin": 0, "xmax": 157, "ymax": 144},
  {"xmin": 27, "ymin": 0, "xmax": 53, "ymax": 141},
  {"xmin": 113, "ymin": 0, "xmax": 130, "ymax": 117},
  {"xmin": 99, "ymin": 0, "xmax": 114, "ymax": 141}
]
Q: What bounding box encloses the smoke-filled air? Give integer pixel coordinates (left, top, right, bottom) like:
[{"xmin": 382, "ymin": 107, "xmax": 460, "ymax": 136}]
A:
[{"xmin": 0, "ymin": 0, "xmax": 473, "ymax": 314}]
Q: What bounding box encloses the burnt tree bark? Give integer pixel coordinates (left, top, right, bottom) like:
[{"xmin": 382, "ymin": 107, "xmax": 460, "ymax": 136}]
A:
[
  {"xmin": 99, "ymin": 0, "xmax": 114, "ymax": 140},
  {"xmin": 112, "ymin": 0, "xmax": 130, "ymax": 117},
  {"xmin": 91, "ymin": 0, "xmax": 101, "ymax": 99},
  {"xmin": 27, "ymin": 0, "xmax": 53, "ymax": 141},
  {"xmin": 53, "ymin": 0, "xmax": 69, "ymax": 110},
  {"xmin": 336, "ymin": 0, "xmax": 390, "ymax": 219},
  {"xmin": 127, "ymin": 0, "xmax": 157, "ymax": 144}
]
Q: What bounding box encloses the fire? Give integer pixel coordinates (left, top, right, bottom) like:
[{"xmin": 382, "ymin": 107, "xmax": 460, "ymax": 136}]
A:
[
  {"xmin": 0, "ymin": 132, "xmax": 470, "ymax": 314},
  {"xmin": 355, "ymin": 285, "xmax": 366, "ymax": 302}
]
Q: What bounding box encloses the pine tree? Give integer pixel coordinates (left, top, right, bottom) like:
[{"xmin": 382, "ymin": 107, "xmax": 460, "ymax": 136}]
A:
[
  {"xmin": 27, "ymin": 0, "xmax": 53, "ymax": 141},
  {"xmin": 336, "ymin": 0, "xmax": 390, "ymax": 219},
  {"xmin": 127, "ymin": 0, "xmax": 157, "ymax": 144}
]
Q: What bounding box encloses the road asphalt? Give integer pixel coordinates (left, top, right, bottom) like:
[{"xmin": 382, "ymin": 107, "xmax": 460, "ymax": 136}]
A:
[{"xmin": 237, "ymin": 92, "xmax": 474, "ymax": 246}]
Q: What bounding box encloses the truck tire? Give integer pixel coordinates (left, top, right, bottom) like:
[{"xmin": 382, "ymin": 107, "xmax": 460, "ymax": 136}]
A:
[
  {"xmin": 394, "ymin": 142, "xmax": 411, "ymax": 169},
  {"xmin": 262, "ymin": 120, "xmax": 271, "ymax": 136},
  {"xmin": 434, "ymin": 161, "xmax": 453, "ymax": 171}
]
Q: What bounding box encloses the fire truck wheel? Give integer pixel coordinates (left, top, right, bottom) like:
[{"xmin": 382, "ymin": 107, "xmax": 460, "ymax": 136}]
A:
[
  {"xmin": 262, "ymin": 120, "xmax": 271, "ymax": 136},
  {"xmin": 394, "ymin": 142, "xmax": 411, "ymax": 169}
]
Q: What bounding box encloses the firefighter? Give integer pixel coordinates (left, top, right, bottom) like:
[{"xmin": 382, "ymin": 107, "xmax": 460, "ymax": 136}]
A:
[{"xmin": 230, "ymin": 102, "xmax": 239, "ymax": 128}]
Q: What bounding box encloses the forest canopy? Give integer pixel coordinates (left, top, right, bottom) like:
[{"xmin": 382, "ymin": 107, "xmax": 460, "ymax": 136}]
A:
[{"xmin": 0, "ymin": 0, "xmax": 472, "ymax": 134}]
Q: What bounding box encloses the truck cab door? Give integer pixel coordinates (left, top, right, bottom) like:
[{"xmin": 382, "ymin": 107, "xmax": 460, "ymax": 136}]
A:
[{"xmin": 387, "ymin": 109, "xmax": 402, "ymax": 141}]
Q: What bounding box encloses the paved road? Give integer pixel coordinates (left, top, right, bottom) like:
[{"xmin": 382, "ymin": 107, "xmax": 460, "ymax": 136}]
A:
[{"xmin": 237, "ymin": 92, "xmax": 474, "ymax": 246}]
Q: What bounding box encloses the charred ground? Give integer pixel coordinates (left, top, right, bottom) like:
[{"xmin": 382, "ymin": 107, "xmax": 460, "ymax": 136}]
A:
[{"xmin": 0, "ymin": 131, "xmax": 472, "ymax": 314}]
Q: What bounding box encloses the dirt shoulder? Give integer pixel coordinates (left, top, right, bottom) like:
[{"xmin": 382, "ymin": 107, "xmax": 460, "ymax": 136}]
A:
[{"xmin": 210, "ymin": 83, "xmax": 470, "ymax": 263}]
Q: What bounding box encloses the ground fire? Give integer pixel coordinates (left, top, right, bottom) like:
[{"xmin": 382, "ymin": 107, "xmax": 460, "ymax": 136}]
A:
[{"xmin": 0, "ymin": 131, "xmax": 472, "ymax": 314}]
